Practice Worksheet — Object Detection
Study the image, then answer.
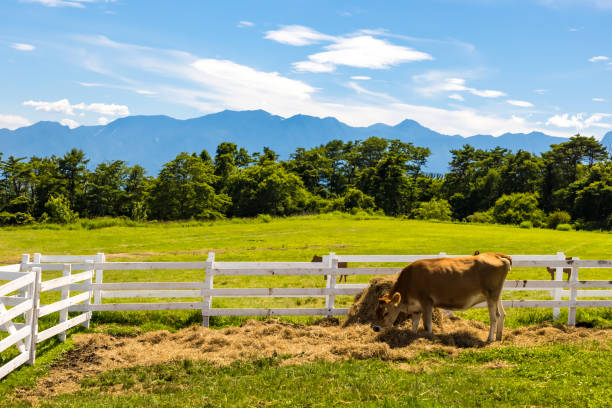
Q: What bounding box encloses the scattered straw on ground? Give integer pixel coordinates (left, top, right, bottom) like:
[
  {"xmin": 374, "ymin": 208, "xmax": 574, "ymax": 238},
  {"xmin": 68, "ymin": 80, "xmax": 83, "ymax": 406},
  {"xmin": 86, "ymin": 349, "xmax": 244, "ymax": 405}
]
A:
[
  {"xmin": 15, "ymin": 277, "xmax": 612, "ymax": 401},
  {"xmin": 18, "ymin": 317, "xmax": 611, "ymax": 400}
]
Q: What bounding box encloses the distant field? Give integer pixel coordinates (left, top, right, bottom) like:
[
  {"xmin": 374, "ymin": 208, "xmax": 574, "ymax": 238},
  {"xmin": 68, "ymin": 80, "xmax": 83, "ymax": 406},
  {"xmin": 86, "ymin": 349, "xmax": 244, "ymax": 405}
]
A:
[{"xmin": 1, "ymin": 214, "xmax": 611, "ymax": 265}]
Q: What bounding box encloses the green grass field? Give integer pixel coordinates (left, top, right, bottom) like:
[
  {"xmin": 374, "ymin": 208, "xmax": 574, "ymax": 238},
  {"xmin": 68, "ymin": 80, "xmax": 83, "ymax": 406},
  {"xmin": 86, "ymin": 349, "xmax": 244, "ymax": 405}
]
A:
[{"xmin": 1, "ymin": 214, "xmax": 611, "ymax": 407}]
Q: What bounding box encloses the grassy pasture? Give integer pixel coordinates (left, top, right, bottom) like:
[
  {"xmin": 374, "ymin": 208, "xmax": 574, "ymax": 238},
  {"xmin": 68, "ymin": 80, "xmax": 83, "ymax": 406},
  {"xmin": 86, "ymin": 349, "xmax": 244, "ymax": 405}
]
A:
[{"xmin": 1, "ymin": 214, "xmax": 611, "ymax": 406}]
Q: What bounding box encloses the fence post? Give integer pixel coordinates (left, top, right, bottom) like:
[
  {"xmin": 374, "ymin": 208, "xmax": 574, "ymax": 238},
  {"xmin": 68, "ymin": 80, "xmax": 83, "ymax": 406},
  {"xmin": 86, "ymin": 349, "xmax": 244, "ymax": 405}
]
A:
[
  {"xmin": 552, "ymin": 252, "xmax": 565, "ymax": 321},
  {"xmin": 27, "ymin": 267, "xmax": 41, "ymax": 365},
  {"xmin": 19, "ymin": 254, "xmax": 31, "ymax": 319},
  {"xmin": 19, "ymin": 254, "xmax": 30, "ymax": 272},
  {"xmin": 59, "ymin": 264, "xmax": 71, "ymax": 341},
  {"xmin": 81, "ymin": 260, "xmax": 94, "ymax": 328},
  {"xmin": 94, "ymin": 253, "xmax": 105, "ymax": 305},
  {"xmin": 202, "ymin": 252, "xmax": 215, "ymax": 328},
  {"xmin": 568, "ymin": 257, "xmax": 579, "ymax": 327},
  {"xmin": 325, "ymin": 253, "xmax": 337, "ymax": 317}
]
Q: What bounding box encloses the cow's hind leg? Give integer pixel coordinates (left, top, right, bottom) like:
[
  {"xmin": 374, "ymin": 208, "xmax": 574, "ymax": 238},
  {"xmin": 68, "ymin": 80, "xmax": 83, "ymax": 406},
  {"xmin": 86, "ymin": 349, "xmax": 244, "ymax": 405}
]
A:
[
  {"xmin": 422, "ymin": 302, "xmax": 433, "ymax": 334},
  {"xmin": 486, "ymin": 297, "xmax": 498, "ymax": 343},
  {"xmin": 411, "ymin": 313, "xmax": 421, "ymax": 333},
  {"xmin": 495, "ymin": 298, "xmax": 506, "ymax": 341}
]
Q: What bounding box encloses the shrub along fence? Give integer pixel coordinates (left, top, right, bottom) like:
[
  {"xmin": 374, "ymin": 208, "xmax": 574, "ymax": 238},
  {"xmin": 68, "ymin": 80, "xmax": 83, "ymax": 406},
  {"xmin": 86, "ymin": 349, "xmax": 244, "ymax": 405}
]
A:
[{"xmin": 1, "ymin": 252, "xmax": 611, "ymax": 379}]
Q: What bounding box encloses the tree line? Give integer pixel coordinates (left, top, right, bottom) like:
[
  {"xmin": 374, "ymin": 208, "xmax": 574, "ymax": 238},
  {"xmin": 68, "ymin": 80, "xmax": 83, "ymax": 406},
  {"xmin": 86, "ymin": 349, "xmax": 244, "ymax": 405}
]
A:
[{"xmin": 1, "ymin": 134, "xmax": 610, "ymax": 230}]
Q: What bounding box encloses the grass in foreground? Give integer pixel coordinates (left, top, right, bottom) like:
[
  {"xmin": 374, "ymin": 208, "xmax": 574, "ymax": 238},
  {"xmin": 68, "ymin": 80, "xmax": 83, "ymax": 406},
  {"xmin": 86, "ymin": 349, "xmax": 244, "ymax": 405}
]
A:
[{"xmin": 4, "ymin": 342, "xmax": 610, "ymax": 407}]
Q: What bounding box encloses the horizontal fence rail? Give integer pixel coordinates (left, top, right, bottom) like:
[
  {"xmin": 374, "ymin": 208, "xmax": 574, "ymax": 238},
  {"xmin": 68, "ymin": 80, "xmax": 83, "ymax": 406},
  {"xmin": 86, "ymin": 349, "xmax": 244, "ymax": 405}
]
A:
[{"xmin": 2, "ymin": 251, "xmax": 611, "ymax": 380}]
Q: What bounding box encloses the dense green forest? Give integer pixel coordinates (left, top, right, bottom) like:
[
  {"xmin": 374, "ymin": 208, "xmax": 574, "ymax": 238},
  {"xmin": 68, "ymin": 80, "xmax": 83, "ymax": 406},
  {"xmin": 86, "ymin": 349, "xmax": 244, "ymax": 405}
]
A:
[{"xmin": 1, "ymin": 134, "xmax": 610, "ymax": 230}]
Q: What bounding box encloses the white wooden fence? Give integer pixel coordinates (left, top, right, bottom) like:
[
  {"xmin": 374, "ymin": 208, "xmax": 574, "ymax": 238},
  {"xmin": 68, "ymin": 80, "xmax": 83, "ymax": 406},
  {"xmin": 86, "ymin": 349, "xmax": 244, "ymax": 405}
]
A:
[
  {"xmin": 0, "ymin": 254, "xmax": 93, "ymax": 380},
  {"xmin": 2, "ymin": 251, "xmax": 611, "ymax": 380}
]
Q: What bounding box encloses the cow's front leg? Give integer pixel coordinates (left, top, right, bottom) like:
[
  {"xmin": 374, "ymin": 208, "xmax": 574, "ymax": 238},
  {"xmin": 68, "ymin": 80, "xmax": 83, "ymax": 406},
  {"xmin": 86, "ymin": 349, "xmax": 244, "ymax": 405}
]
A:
[
  {"xmin": 495, "ymin": 298, "xmax": 506, "ymax": 341},
  {"xmin": 422, "ymin": 302, "xmax": 433, "ymax": 334},
  {"xmin": 411, "ymin": 313, "xmax": 421, "ymax": 333},
  {"xmin": 486, "ymin": 298, "xmax": 498, "ymax": 342}
]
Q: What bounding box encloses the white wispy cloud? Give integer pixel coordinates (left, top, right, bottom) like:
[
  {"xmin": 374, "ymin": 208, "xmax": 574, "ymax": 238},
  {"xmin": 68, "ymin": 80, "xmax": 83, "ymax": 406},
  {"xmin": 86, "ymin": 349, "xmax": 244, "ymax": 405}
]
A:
[
  {"xmin": 413, "ymin": 72, "xmax": 506, "ymax": 99},
  {"xmin": 448, "ymin": 94, "xmax": 464, "ymax": 101},
  {"xmin": 20, "ymin": 0, "xmax": 115, "ymax": 8},
  {"xmin": 136, "ymin": 89, "xmax": 156, "ymax": 95},
  {"xmin": 592, "ymin": 97, "xmax": 606, "ymax": 102},
  {"xmin": 507, "ymin": 100, "xmax": 534, "ymax": 107},
  {"xmin": 351, "ymin": 76, "xmax": 371, "ymax": 80},
  {"xmin": 540, "ymin": 0, "xmax": 612, "ymax": 9},
  {"xmin": 237, "ymin": 21, "xmax": 254, "ymax": 28},
  {"xmin": 60, "ymin": 118, "xmax": 80, "ymax": 128},
  {"xmin": 470, "ymin": 89, "xmax": 506, "ymax": 98},
  {"xmin": 534, "ymin": 89, "xmax": 547, "ymax": 94},
  {"xmin": 346, "ymin": 82, "xmax": 398, "ymax": 102},
  {"xmin": 23, "ymin": 98, "xmax": 129, "ymax": 116},
  {"xmin": 546, "ymin": 113, "xmax": 612, "ymax": 130},
  {"xmin": 265, "ymin": 25, "xmax": 335, "ymax": 46},
  {"xmin": 70, "ymin": 35, "xmax": 564, "ymax": 137},
  {"xmin": 10, "ymin": 43, "xmax": 35, "ymax": 51},
  {"xmin": 0, "ymin": 114, "xmax": 31, "ymax": 130},
  {"xmin": 589, "ymin": 55, "xmax": 609, "ymax": 62},
  {"xmin": 97, "ymin": 116, "xmax": 110, "ymax": 125}
]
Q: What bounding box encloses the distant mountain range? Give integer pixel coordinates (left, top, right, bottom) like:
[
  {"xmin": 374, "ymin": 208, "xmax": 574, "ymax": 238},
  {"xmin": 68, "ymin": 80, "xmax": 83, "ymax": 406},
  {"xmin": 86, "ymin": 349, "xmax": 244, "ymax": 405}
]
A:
[{"xmin": 1, "ymin": 110, "xmax": 610, "ymax": 174}]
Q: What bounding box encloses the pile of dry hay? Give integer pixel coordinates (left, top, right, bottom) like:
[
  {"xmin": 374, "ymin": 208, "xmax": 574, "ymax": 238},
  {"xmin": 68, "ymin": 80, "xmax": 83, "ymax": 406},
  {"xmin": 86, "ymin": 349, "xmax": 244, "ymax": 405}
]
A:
[
  {"xmin": 16, "ymin": 277, "xmax": 611, "ymax": 400},
  {"xmin": 342, "ymin": 275, "xmax": 443, "ymax": 327}
]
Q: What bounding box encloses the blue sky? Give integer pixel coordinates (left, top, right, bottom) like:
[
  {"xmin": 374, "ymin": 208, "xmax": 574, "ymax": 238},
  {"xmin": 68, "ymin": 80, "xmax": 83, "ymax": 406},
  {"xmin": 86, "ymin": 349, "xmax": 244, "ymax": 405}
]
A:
[{"xmin": 1, "ymin": 0, "xmax": 611, "ymax": 138}]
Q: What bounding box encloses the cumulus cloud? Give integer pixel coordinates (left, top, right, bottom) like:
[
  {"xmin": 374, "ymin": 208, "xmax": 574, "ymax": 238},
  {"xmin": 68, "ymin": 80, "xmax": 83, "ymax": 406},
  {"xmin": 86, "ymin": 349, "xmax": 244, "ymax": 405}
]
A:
[
  {"xmin": 589, "ymin": 55, "xmax": 609, "ymax": 62},
  {"xmin": 266, "ymin": 25, "xmax": 432, "ymax": 73},
  {"xmin": 74, "ymin": 102, "xmax": 129, "ymax": 116},
  {"xmin": 10, "ymin": 43, "xmax": 35, "ymax": 51},
  {"xmin": 507, "ymin": 100, "xmax": 534, "ymax": 107},
  {"xmin": 97, "ymin": 116, "xmax": 110, "ymax": 125},
  {"xmin": 0, "ymin": 114, "xmax": 31, "ymax": 130},
  {"xmin": 546, "ymin": 113, "xmax": 612, "ymax": 130},
  {"xmin": 351, "ymin": 76, "xmax": 371, "ymax": 80},
  {"xmin": 413, "ymin": 72, "xmax": 506, "ymax": 99},
  {"xmin": 23, "ymin": 98, "xmax": 75, "ymax": 115},
  {"xmin": 294, "ymin": 35, "xmax": 433, "ymax": 72},
  {"xmin": 23, "ymin": 98, "xmax": 129, "ymax": 116},
  {"xmin": 60, "ymin": 118, "xmax": 80, "ymax": 128},
  {"xmin": 237, "ymin": 21, "xmax": 254, "ymax": 28}
]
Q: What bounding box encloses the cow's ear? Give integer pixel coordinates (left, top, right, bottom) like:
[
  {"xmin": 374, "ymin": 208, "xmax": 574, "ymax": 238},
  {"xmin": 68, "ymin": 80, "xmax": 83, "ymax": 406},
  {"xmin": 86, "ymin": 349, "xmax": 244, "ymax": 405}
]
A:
[{"xmin": 391, "ymin": 292, "xmax": 401, "ymax": 306}]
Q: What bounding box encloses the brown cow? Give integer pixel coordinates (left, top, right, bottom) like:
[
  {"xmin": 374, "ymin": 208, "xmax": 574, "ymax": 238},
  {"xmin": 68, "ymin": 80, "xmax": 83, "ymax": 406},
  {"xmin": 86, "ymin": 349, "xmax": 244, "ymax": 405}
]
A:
[
  {"xmin": 373, "ymin": 252, "xmax": 512, "ymax": 342},
  {"xmin": 546, "ymin": 257, "xmax": 572, "ymax": 280},
  {"xmin": 311, "ymin": 255, "xmax": 348, "ymax": 283}
]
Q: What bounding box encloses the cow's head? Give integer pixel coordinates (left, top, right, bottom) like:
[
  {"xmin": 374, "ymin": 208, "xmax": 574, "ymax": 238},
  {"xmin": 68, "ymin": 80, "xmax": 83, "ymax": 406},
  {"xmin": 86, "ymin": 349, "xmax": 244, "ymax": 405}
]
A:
[{"xmin": 372, "ymin": 292, "xmax": 402, "ymax": 332}]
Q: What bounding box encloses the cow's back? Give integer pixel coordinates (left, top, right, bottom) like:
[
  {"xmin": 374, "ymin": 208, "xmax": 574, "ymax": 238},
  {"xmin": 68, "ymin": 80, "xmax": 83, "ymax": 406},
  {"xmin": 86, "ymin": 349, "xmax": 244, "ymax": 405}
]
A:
[{"xmin": 393, "ymin": 253, "xmax": 511, "ymax": 310}]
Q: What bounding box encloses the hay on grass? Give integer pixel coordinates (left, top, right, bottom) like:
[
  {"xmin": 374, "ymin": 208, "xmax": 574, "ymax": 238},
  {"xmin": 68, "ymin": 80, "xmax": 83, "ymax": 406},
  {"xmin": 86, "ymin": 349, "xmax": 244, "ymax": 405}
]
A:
[{"xmin": 14, "ymin": 277, "xmax": 611, "ymax": 401}]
